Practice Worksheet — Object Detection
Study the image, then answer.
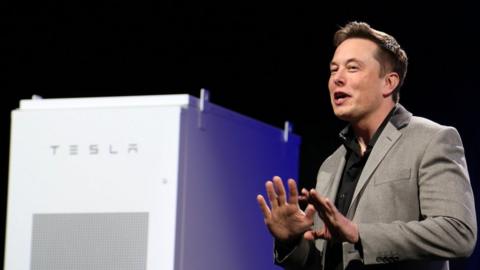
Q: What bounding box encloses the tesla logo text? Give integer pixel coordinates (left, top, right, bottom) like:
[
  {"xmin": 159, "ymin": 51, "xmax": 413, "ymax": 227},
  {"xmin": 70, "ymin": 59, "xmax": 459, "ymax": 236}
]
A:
[{"xmin": 50, "ymin": 144, "xmax": 139, "ymax": 155}]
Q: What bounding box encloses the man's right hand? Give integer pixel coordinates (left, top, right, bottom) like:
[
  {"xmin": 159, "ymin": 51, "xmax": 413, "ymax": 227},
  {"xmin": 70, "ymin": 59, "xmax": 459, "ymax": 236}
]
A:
[{"xmin": 257, "ymin": 176, "xmax": 316, "ymax": 244}]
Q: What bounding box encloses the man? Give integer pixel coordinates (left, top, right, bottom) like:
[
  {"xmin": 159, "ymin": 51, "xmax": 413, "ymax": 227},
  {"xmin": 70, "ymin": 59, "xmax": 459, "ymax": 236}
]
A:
[{"xmin": 257, "ymin": 21, "xmax": 477, "ymax": 270}]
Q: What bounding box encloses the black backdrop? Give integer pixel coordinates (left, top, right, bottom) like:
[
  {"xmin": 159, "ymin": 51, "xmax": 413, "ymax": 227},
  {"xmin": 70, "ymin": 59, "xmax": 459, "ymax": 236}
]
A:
[{"xmin": 2, "ymin": 1, "xmax": 479, "ymax": 269}]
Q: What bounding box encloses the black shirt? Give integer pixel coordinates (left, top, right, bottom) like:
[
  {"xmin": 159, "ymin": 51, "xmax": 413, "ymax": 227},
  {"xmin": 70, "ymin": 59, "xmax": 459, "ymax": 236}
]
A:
[{"xmin": 325, "ymin": 106, "xmax": 397, "ymax": 270}]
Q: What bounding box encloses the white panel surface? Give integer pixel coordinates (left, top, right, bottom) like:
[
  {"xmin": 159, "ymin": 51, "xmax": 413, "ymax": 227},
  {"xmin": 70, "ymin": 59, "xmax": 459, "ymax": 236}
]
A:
[
  {"xmin": 19, "ymin": 94, "xmax": 191, "ymax": 110},
  {"xmin": 5, "ymin": 105, "xmax": 183, "ymax": 270}
]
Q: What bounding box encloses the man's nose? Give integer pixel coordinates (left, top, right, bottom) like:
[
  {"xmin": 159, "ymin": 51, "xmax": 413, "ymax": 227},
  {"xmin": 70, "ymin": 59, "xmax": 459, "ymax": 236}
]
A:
[{"xmin": 331, "ymin": 70, "xmax": 345, "ymax": 87}]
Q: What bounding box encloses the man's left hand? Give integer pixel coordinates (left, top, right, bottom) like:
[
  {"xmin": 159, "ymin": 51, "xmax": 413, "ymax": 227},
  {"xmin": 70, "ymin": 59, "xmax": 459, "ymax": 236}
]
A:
[{"xmin": 302, "ymin": 189, "xmax": 359, "ymax": 244}]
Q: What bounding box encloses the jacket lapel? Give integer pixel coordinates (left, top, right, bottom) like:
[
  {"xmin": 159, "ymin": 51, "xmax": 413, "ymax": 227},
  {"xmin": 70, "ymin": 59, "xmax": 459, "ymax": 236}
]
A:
[
  {"xmin": 344, "ymin": 104, "xmax": 412, "ymax": 219},
  {"xmin": 345, "ymin": 122, "xmax": 402, "ymax": 219},
  {"xmin": 329, "ymin": 149, "xmax": 347, "ymax": 202}
]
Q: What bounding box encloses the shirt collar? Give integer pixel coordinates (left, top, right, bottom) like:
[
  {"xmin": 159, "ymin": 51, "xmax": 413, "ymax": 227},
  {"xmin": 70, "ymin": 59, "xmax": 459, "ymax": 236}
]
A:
[{"xmin": 339, "ymin": 105, "xmax": 398, "ymax": 153}]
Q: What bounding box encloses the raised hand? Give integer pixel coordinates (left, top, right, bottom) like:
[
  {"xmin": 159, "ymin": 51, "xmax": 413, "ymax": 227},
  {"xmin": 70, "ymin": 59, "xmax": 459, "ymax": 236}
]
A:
[
  {"xmin": 257, "ymin": 176, "xmax": 316, "ymax": 243},
  {"xmin": 303, "ymin": 189, "xmax": 359, "ymax": 244}
]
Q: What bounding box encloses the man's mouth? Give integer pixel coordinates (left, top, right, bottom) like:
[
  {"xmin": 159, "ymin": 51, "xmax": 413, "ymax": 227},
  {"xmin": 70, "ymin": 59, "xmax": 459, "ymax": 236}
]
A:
[
  {"xmin": 334, "ymin": 91, "xmax": 350, "ymax": 100},
  {"xmin": 333, "ymin": 91, "xmax": 351, "ymax": 105}
]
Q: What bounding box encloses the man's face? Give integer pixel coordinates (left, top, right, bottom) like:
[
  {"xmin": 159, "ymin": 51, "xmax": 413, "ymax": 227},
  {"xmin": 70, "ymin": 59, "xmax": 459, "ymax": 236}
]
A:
[{"xmin": 328, "ymin": 38, "xmax": 387, "ymax": 123}]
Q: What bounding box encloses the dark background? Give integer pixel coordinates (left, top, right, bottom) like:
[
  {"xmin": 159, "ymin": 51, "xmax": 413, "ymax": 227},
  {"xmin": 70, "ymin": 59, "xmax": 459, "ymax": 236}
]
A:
[{"xmin": 1, "ymin": 1, "xmax": 479, "ymax": 269}]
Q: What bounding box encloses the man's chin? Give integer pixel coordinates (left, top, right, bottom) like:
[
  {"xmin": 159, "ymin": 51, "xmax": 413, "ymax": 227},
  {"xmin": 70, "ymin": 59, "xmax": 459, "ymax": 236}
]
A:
[{"xmin": 333, "ymin": 110, "xmax": 353, "ymax": 121}]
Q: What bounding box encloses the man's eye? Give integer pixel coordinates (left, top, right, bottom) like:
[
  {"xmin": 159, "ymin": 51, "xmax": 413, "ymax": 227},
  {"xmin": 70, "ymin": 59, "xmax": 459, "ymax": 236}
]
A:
[
  {"xmin": 348, "ymin": 66, "xmax": 359, "ymax": 71},
  {"xmin": 330, "ymin": 69, "xmax": 338, "ymax": 74}
]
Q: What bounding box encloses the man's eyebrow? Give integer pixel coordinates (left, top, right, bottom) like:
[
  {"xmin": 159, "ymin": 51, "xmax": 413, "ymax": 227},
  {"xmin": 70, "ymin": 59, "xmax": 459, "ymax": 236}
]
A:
[
  {"xmin": 330, "ymin": 58, "xmax": 362, "ymax": 66},
  {"xmin": 345, "ymin": 58, "xmax": 362, "ymax": 64}
]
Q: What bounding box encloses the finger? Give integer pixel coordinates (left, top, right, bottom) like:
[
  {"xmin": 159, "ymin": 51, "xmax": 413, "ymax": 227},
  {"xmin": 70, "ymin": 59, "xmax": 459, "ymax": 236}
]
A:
[
  {"xmin": 313, "ymin": 193, "xmax": 341, "ymax": 230},
  {"xmin": 308, "ymin": 189, "xmax": 330, "ymax": 222},
  {"xmin": 307, "ymin": 189, "xmax": 323, "ymax": 209},
  {"xmin": 304, "ymin": 230, "xmax": 315, "ymax": 241},
  {"xmin": 309, "ymin": 189, "xmax": 332, "ymax": 213},
  {"xmin": 313, "ymin": 228, "xmax": 328, "ymax": 240},
  {"xmin": 256, "ymin": 194, "xmax": 272, "ymax": 220},
  {"xmin": 322, "ymin": 197, "xmax": 337, "ymax": 215},
  {"xmin": 299, "ymin": 188, "xmax": 309, "ymax": 202},
  {"xmin": 304, "ymin": 204, "xmax": 316, "ymax": 220},
  {"xmin": 273, "ymin": 176, "xmax": 287, "ymax": 205},
  {"xmin": 315, "ymin": 195, "xmax": 336, "ymax": 219},
  {"xmin": 304, "ymin": 229, "xmax": 326, "ymax": 241},
  {"xmin": 287, "ymin": 179, "xmax": 299, "ymax": 204},
  {"xmin": 265, "ymin": 181, "xmax": 279, "ymax": 209}
]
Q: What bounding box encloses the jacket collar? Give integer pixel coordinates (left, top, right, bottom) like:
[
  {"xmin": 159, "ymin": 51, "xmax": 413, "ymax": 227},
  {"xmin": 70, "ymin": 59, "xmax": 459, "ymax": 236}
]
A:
[{"xmin": 339, "ymin": 103, "xmax": 412, "ymax": 140}]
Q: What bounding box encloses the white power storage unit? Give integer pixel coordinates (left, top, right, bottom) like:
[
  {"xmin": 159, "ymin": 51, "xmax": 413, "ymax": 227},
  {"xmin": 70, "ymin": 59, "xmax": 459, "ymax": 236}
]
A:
[{"xmin": 5, "ymin": 94, "xmax": 300, "ymax": 270}]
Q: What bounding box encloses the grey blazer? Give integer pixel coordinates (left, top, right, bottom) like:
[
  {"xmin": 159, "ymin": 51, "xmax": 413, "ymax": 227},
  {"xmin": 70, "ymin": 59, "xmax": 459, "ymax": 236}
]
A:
[{"xmin": 276, "ymin": 105, "xmax": 477, "ymax": 270}]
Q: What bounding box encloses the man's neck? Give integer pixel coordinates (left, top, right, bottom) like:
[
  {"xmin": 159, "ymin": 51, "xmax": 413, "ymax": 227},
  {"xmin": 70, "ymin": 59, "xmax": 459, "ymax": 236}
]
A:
[{"xmin": 352, "ymin": 103, "xmax": 395, "ymax": 155}]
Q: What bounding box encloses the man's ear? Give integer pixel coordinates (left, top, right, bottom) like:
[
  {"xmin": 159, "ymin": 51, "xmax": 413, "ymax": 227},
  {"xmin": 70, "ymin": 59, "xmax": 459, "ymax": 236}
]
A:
[{"xmin": 383, "ymin": 72, "xmax": 400, "ymax": 97}]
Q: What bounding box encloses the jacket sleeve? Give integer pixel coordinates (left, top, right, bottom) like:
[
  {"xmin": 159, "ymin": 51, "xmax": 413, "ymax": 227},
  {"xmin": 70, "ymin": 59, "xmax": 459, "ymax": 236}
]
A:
[
  {"xmin": 358, "ymin": 126, "xmax": 477, "ymax": 264},
  {"xmin": 274, "ymin": 238, "xmax": 323, "ymax": 269}
]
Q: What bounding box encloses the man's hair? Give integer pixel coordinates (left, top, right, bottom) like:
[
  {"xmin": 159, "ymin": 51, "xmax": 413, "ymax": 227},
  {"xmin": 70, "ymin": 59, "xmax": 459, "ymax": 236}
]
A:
[{"xmin": 333, "ymin": 22, "xmax": 408, "ymax": 103}]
